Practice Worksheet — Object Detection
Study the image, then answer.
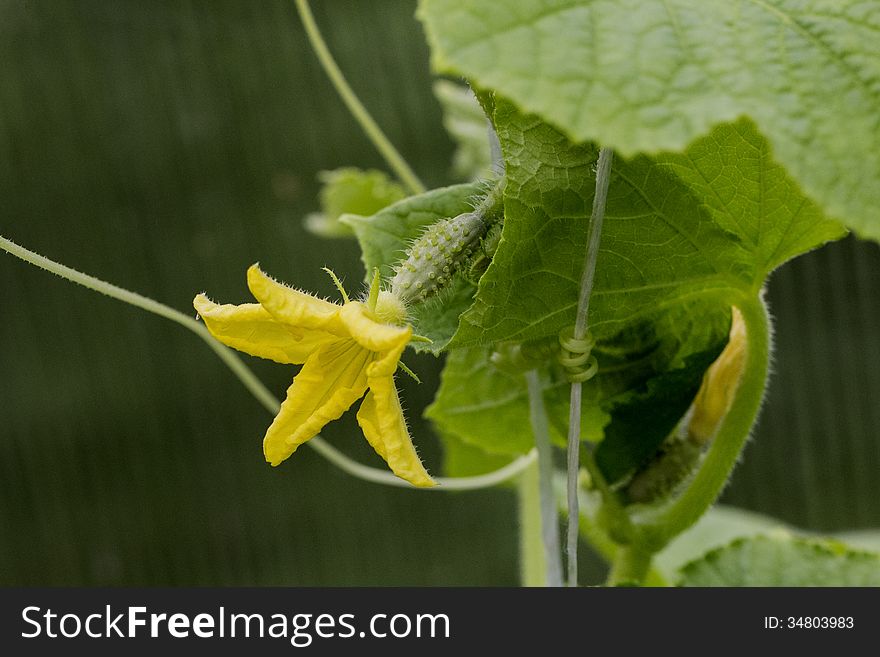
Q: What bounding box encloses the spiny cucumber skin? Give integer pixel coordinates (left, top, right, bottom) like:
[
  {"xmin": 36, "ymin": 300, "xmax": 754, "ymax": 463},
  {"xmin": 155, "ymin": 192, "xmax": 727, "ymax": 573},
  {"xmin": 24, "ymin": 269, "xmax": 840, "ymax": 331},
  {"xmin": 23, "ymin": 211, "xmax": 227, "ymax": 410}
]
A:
[{"xmin": 391, "ymin": 211, "xmax": 487, "ymax": 303}]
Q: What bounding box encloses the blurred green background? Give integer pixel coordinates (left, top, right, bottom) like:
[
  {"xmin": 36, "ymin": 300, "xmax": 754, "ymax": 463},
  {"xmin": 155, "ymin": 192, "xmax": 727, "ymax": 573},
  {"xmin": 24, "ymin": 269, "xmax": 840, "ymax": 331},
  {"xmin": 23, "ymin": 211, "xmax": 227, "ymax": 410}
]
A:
[{"xmin": 1, "ymin": 0, "xmax": 878, "ymax": 586}]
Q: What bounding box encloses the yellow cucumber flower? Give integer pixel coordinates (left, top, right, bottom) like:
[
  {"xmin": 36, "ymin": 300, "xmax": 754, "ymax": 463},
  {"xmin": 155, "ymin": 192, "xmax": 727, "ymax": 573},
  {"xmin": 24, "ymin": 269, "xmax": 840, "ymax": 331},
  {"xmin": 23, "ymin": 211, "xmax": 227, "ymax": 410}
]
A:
[
  {"xmin": 688, "ymin": 307, "xmax": 748, "ymax": 445},
  {"xmin": 193, "ymin": 264, "xmax": 435, "ymax": 488}
]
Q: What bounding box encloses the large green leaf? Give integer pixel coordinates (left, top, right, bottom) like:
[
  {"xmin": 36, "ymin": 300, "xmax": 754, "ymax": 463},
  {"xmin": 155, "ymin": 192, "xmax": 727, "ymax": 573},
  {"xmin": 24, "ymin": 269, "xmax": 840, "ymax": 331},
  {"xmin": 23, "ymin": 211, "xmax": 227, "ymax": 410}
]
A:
[
  {"xmin": 428, "ymin": 310, "xmax": 726, "ymax": 483},
  {"xmin": 453, "ymin": 101, "xmax": 741, "ymax": 349},
  {"xmin": 430, "ymin": 98, "xmax": 841, "ymax": 481},
  {"xmin": 454, "ymin": 102, "xmax": 843, "ymax": 348},
  {"xmin": 657, "ymin": 122, "xmax": 847, "ymax": 275},
  {"xmin": 836, "ymin": 530, "xmax": 880, "ymax": 553},
  {"xmin": 418, "ymin": 0, "xmax": 880, "ymax": 240},
  {"xmin": 594, "ymin": 344, "xmax": 722, "ymax": 482},
  {"xmin": 342, "ymin": 182, "xmax": 483, "ymax": 351},
  {"xmin": 655, "ymin": 505, "xmax": 788, "ymax": 581},
  {"xmin": 678, "ymin": 533, "xmax": 880, "ymax": 586}
]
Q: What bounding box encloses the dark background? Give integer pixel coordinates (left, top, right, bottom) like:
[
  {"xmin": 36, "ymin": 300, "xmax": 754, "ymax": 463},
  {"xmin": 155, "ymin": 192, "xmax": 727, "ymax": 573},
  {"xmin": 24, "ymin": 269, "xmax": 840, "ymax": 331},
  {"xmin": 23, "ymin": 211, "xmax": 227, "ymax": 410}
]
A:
[{"xmin": 1, "ymin": 0, "xmax": 878, "ymax": 586}]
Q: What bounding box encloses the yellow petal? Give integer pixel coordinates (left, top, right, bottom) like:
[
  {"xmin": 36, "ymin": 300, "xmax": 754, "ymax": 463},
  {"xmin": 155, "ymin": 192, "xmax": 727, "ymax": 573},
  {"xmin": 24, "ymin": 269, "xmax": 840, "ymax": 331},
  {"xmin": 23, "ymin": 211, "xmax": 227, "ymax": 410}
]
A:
[
  {"xmin": 356, "ymin": 376, "xmax": 435, "ymax": 488},
  {"xmin": 263, "ymin": 339, "xmax": 371, "ymax": 466},
  {"xmin": 688, "ymin": 307, "xmax": 748, "ymax": 444},
  {"xmin": 338, "ymin": 301, "xmax": 411, "ymax": 353},
  {"xmin": 194, "ymin": 294, "xmax": 334, "ymax": 364},
  {"xmin": 247, "ymin": 264, "xmax": 347, "ymax": 335}
]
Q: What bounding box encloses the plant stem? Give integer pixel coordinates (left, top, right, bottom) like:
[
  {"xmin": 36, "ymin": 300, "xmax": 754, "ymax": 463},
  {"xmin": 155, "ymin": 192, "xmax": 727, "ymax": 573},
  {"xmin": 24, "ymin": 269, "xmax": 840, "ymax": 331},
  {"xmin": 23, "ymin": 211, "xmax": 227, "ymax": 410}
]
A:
[
  {"xmin": 0, "ymin": 236, "xmax": 279, "ymax": 414},
  {"xmin": 639, "ymin": 294, "xmax": 772, "ymax": 549},
  {"xmin": 558, "ymin": 477, "xmax": 616, "ymax": 563},
  {"xmin": 553, "ymin": 475, "xmax": 667, "ymax": 585},
  {"xmin": 295, "ymin": 0, "xmax": 426, "ymax": 196},
  {"xmin": 1, "ymin": 234, "xmax": 536, "ymax": 491},
  {"xmin": 607, "ymin": 545, "xmax": 653, "ymax": 586},
  {"xmin": 526, "ymin": 369, "xmax": 563, "ymax": 587},
  {"xmin": 518, "ymin": 459, "xmax": 548, "ymax": 586},
  {"xmin": 565, "ymin": 147, "xmax": 614, "ymax": 586}
]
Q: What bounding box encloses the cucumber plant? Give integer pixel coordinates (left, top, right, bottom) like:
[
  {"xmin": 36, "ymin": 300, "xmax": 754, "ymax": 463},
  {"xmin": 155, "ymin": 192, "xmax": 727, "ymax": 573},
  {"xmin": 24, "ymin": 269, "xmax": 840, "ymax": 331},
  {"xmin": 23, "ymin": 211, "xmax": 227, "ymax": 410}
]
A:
[{"xmin": 2, "ymin": 0, "xmax": 879, "ymax": 586}]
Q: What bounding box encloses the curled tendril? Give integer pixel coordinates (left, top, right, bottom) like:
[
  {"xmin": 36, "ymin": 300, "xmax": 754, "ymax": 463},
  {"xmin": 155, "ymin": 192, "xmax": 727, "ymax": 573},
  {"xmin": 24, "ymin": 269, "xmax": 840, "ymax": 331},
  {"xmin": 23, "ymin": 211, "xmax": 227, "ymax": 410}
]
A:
[{"xmin": 558, "ymin": 326, "xmax": 598, "ymax": 383}]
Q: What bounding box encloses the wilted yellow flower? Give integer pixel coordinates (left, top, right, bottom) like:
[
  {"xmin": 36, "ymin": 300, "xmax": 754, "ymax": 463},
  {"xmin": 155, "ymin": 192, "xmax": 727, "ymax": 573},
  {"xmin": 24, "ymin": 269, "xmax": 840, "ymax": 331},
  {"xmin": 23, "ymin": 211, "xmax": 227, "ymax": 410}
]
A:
[
  {"xmin": 688, "ymin": 307, "xmax": 747, "ymax": 444},
  {"xmin": 194, "ymin": 264, "xmax": 435, "ymax": 487}
]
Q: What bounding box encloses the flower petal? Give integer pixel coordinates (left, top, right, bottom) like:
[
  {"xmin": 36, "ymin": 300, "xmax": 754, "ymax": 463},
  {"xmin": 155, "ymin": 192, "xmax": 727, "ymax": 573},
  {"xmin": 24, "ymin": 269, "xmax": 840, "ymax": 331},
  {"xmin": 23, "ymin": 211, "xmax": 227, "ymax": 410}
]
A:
[
  {"xmin": 263, "ymin": 339, "xmax": 371, "ymax": 466},
  {"xmin": 194, "ymin": 294, "xmax": 334, "ymax": 364},
  {"xmin": 338, "ymin": 301, "xmax": 411, "ymax": 353},
  {"xmin": 247, "ymin": 264, "xmax": 346, "ymax": 335},
  {"xmin": 357, "ymin": 376, "xmax": 435, "ymax": 488}
]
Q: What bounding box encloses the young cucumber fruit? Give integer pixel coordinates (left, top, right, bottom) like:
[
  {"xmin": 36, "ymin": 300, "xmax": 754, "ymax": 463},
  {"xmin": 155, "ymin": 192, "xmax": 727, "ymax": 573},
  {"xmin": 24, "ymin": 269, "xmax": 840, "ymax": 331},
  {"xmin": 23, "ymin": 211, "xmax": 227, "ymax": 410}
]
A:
[{"xmin": 391, "ymin": 210, "xmax": 488, "ymax": 303}]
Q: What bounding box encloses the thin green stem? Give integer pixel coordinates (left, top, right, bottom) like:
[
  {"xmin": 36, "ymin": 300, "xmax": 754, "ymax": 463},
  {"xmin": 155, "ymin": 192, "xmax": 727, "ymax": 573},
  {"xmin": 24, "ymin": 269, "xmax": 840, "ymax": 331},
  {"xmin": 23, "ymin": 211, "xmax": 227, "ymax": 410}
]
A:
[
  {"xmin": 638, "ymin": 294, "xmax": 772, "ymax": 549},
  {"xmin": 606, "ymin": 545, "xmax": 653, "ymax": 586},
  {"xmin": 1, "ymin": 234, "xmax": 535, "ymax": 491},
  {"xmin": 526, "ymin": 369, "xmax": 563, "ymax": 587},
  {"xmin": 295, "ymin": 0, "xmax": 425, "ymax": 195},
  {"xmin": 582, "ymin": 451, "xmax": 635, "ymax": 544},
  {"xmin": 565, "ymin": 147, "xmax": 614, "ymax": 586},
  {"xmin": 580, "ymin": 293, "xmax": 771, "ymax": 585},
  {"xmin": 0, "ymin": 236, "xmax": 280, "ymax": 415},
  {"xmin": 554, "ymin": 479, "xmax": 668, "ymax": 585},
  {"xmin": 310, "ymin": 438, "xmax": 536, "ymax": 490},
  {"xmin": 518, "ymin": 459, "xmax": 547, "ymax": 586}
]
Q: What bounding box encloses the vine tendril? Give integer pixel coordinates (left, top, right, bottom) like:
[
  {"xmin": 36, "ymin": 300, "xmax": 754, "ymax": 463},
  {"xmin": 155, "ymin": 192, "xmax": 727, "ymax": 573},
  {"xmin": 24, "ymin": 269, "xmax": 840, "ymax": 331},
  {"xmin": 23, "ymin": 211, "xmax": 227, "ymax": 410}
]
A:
[
  {"xmin": 0, "ymin": 234, "xmax": 535, "ymax": 492},
  {"xmin": 558, "ymin": 326, "xmax": 598, "ymax": 383}
]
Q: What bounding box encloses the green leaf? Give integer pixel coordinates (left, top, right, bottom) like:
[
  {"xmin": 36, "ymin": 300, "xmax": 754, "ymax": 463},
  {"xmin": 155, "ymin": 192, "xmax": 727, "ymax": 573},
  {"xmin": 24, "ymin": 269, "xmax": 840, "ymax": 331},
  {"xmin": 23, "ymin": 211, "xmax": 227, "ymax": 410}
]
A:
[
  {"xmin": 427, "ymin": 328, "xmax": 718, "ymax": 482},
  {"xmin": 453, "ymin": 100, "xmax": 744, "ymax": 349},
  {"xmin": 418, "ymin": 0, "xmax": 880, "ymax": 240},
  {"xmin": 433, "ymin": 80, "xmax": 493, "ymax": 180},
  {"xmin": 657, "ymin": 121, "xmax": 847, "ymax": 275},
  {"xmin": 304, "ymin": 168, "xmax": 406, "ymax": 238},
  {"xmin": 835, "ymin": 529, "xmax": 880, "ymax": 553},
  {"xmin": 594, "ymin": 343, "xmax": 723, "ymax": 483},
  {"xmin": 438, "ymin": 99, "xmax": 841, "ymax": 481},
  {"xmin": 581, "ymin": 299, "xmax": 729, "ymax": 482},
  {"xmin": 426, "ymin": 347, "xmax": 559, "ymax": 457},
  {"xmin": 454, "ymin": 102, "xmax": 842, "ymax": 349},
  {"xmin": 440, "ymin": 431, "xmax": 516, "ymax": 478},
  {"xmin": 654, "ymin": 505, "xmax": 788, "ymax": 581},
  {"xmin": 678, "ymin": 533, "xmax": 880, "ymax": 586},
  {"xmin": 342, "ymin": 182, "xmax": 482, "ymax": 278},
  {"xmin": 342, "ymin": 182, "xmax": 484, "ymax": 351}
]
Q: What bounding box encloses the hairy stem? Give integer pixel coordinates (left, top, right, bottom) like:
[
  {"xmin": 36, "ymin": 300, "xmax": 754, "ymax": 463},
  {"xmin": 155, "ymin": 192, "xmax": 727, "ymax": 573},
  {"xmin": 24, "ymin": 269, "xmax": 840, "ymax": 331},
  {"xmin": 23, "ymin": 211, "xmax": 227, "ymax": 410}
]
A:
[
  {"xmin": 639, "ymin": 294, "xmax": 772, "ymax": 549},
  {"xmin": 526, "ymin": 369, "xmax": 563, "ymax": 587},
  {"xmin": 0, "ymin": 236, "xmax": 279, "ymax": 414},
  {"xmin": 565, "ymin": 147, "xmax": 614, "ymax": 586},
  {"xmin": 295, "ymin": 0, "xmax": 425, "ymax": 195},
  {"xmin": 553, "ymin": 476, "xmax": 667, "ymax": 585},
  {"xmin": 607, "ymin": 545, "xmax": 653, "ymax": 586},
  {"xmin": 1, "ymin": 235, "xmax": 535, "ymax": 491}
]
